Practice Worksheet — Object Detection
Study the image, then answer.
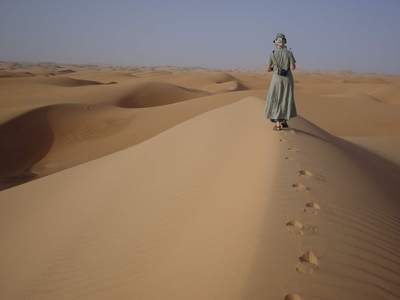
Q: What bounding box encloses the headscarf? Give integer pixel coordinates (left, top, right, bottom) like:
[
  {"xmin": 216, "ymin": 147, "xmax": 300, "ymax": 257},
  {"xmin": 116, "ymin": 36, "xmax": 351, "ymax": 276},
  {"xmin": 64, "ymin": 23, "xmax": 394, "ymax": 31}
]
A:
[{"xmin": 274, "ymin": 33, "xmax": 287, "ymax": 47}]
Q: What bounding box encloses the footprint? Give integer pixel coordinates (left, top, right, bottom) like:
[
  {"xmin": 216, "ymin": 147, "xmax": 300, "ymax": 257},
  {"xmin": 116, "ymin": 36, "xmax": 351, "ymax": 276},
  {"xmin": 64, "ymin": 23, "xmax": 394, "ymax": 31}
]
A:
[
  {"xmin": 303, "ymin": 201, "xmax": 321, "ymax": 214},
  {"xmin": 288, "ymin": 147, "xmax": 300, "ymax": 152},
  {"xmin": 286, "ymin": 220, "xmax": 304, "ymax": 235},
  {"xmin": 296, "ymin": 250, "xmax": 320, "ymax": 274},
  {"xmin": 286, "ymin": 220, "xmax": 319, "ymax": 236},
  {"xmin": 298, "ymin": 169, "xmax": 313, "ymax": 177},
  {"xmin": 285, "ymin": 156, "xmax": 294, "ymax": 160},
  {"xmin": 292, "ymin": 183, "xmax": 310, "ymax": 192},
  {"xmin": 284, "ymin": 294, "xmax": 302, "ymax": 300},
  {"xmin": 298, "ymin": 169, "xmax": 326, "ymax": 182},
  {"xmin": 279, "ymin": 138, "xmax": 287, "ymax": 142}
]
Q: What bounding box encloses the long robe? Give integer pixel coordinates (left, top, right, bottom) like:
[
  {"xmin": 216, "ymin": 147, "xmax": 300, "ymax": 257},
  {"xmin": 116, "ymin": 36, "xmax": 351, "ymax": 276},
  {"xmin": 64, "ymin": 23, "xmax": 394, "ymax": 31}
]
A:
[{"xmin": 264, "ymin": 47, "xmax": 297, "ymax": 121}]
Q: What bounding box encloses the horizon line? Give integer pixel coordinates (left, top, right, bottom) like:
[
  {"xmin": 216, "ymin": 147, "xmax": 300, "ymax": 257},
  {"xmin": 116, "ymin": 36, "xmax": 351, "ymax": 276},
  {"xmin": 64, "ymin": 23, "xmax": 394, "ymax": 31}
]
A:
[{"xmin": 1, "ymin": 59, "xmax": 399, "ymax": 76}]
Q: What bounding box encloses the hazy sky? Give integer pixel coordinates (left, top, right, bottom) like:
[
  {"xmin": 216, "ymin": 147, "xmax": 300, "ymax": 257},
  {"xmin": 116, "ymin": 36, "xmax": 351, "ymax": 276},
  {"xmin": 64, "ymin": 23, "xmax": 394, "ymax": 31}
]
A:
[{"xmin": 1, "ymin": 0, "xmax": 399, "ymax": 74}]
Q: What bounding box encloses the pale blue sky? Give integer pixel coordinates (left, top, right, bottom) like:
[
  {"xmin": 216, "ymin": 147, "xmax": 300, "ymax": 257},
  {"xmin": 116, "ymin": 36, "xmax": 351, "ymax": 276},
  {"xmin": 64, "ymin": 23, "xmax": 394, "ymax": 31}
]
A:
[{"xmin": 1, "ymin": 0, "xmax": 399, "ymax": 74}]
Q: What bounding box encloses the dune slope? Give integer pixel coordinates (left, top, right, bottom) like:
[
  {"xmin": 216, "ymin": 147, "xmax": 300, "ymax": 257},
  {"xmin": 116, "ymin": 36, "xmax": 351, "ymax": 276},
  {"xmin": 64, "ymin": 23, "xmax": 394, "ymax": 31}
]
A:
[{"xmin": 0, "ymin": 88, "xmax": 260, "ymax": 189}]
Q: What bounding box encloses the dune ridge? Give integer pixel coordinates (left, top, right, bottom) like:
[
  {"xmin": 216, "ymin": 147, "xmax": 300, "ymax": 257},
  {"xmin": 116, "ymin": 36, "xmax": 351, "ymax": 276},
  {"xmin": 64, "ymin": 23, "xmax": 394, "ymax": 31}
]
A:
[
  {"xmin": 201, "ymin": 80, "xmax": 248, "ymax": 93},
  {"xmin": 38, "ymin": 77, "xmax": 104, "ymax": 87},
  {"xmin": 117, "ymin": 81, "xmax": 210, "ymax": 107},
  {"xmin": 237, "ymin": 109, "xmax": 400, "ymax": 300}
]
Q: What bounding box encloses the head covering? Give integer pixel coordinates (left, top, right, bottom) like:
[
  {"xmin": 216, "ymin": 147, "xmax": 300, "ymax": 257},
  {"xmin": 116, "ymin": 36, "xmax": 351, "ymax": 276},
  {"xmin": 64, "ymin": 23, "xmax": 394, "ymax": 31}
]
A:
[{"xmin": 274, "ymin": 33, "xmax": 287, "ymax": 46}]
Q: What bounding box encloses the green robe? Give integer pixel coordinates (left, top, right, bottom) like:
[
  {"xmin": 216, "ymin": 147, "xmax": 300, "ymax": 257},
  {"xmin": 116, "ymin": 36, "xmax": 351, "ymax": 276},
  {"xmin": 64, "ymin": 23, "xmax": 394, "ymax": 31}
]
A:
[{"xmin": 264, "ymin": 47, "xmax": 297, "ymax": 121}]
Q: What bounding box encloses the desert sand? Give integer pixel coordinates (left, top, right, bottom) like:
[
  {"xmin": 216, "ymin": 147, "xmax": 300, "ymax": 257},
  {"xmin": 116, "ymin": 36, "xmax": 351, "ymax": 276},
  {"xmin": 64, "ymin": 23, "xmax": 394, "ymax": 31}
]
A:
[{"xmin": 0, "ymin": 62, "xmax": 400, "ymax": 299}]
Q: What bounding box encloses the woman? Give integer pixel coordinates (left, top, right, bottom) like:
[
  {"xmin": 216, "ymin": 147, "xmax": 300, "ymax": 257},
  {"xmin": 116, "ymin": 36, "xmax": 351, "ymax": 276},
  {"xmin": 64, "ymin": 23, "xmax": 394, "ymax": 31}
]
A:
[{"xmin": 264, "ymin": 33, "xmax": 297, "ymax": 130}]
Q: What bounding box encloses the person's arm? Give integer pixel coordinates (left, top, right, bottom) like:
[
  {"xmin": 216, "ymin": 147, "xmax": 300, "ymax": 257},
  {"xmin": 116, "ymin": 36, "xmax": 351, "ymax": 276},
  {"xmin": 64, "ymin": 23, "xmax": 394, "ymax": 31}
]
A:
[
  {"xmin": 266, "ymin": 54, "xmax": 273, "ymax": 72},
  {"xmin": 290, "ymin": 51, "xmax": 296, "ymax": 71}
]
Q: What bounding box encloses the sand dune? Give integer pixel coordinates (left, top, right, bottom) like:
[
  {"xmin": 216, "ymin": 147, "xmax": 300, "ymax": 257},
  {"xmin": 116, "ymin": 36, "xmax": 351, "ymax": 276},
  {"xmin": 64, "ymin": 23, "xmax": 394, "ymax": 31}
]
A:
[
  {"xmin": 294, "ymin": 78, "xmax": 400, "ymax": 136},
  {"xmin": 157, "ymin": 71, "xmax": 248, "ymax": 90},
  {"xmin": 0, "ymin": 65, "xmax": 400, "ymax": 299},
  {"xmin": 0, "ymin": 82, "xmax": 258, "ymax": 188},
  {"xmin": 117, "ymin": 81, "xmax": 210, "ymax": 107},
  {"xmin": 0, "ymin": 96, "xmax": 400, "ymax": 300},
  {"xmin": 365, "ymin": 84, "xmax": 400, "ymax": 104},
  {"xmin": 53, "ymin": 69, "xmax": 76, "ymax": 75},
  {"xmin": 202, "ymin": 80, "xmax": 248, "ymax": 93},
  {"xmin": 66, "ymin": 70, "xmax": 136, "ymax": 84},
  {"xmin": 0, "ymin": 70, "xmax": 35, "ymax": 78},
  {"xmin": 0, "ymin": 63, "xmax": 75, "ymax": 77},
  {"xmin": 343, "ymin": 136, "xmax": 400, "ymax": 166},
  {"xmin": 38, "ymin": 77, "xmax": 104, "ymax": 87},
  {"xmin": 342, "ymin": 76, "xmax": 389, "ymax": 84},
  {"xmin": 198, "ymin": 71, "xmax": 237, "ymax": 83},
  {"xmin": 132, "ymin": 70, "xmax": 173, "ymax": 77},
  {"xmin": 0, "ymin": 103, "xmax": 133, "ymax": 189},
  {"xmin": 32, "ymin": 90, "xmax": 255, "ymax": 177}
]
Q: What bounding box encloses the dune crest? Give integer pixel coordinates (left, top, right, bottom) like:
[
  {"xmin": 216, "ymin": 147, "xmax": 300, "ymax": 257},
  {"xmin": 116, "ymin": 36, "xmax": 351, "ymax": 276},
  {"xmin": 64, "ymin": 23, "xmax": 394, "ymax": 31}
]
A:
[
  {"xmin": 117, "ymin": 81, "xmax": 210, "ymax": 107},
  {"xmin": 202, "ymin": 80, "xmax": 248, "ymax": 93},
  {"xmin": 39, "ymin": 77, "xmax": 104, "ymax": 87}
]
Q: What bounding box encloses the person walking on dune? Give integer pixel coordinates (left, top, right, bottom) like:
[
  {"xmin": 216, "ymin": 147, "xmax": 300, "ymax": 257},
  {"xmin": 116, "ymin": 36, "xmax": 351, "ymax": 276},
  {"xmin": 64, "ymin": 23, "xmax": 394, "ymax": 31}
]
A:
[{"xmin": 264, "ymin": 33, "xmax": 297, "ymax": 130}]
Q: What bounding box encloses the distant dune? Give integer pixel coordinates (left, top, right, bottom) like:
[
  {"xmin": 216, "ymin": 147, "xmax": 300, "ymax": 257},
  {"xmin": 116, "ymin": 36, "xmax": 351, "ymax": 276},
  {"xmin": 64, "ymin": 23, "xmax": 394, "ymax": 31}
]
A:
[
  {"xmin": 0, "ymin": 64, "xmax": 399, "ymax": 300},
  {"xmin": 366, "ymin": 84, "xmax": 400, "ymax": 104},
  {"xmin": 132, "ymin": 70, "xmax": 173, "ymax": 77},
  {"xmin": 342, "ymin": 76, "xmax": 389, "ymax": 84},
  {"xmin": 117, "ymin": 81, "xmax": 210, "ymax": 107},
  {"xmin": 38, "ymin": 77, "xmax": 104, "ymax": 87},
  {"xmin": 0, "ymin": 70, "xmax": 35, "ymax": 78},
  {"xmin": 54, "ymin": 69, "xmax": 76, "ymax": 75},
  {"xmin": 202, "ymin": 80, "xmax": 248, "ymax": 93}
]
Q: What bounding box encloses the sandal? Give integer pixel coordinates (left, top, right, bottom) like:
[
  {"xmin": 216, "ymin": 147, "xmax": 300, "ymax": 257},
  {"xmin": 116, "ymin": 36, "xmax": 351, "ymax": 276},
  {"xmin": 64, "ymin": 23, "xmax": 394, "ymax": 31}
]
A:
[{"xmin": 273, "ymin": 124, "xmax": 283, "ymax": 131}]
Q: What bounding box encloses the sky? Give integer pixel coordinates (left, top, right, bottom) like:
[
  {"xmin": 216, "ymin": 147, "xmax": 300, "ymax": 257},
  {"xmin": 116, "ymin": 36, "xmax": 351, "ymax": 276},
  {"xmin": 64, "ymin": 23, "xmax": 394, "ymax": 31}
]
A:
[{"xmin": 0, "ymin": 0, "xmax": 399, "ymax": 74}]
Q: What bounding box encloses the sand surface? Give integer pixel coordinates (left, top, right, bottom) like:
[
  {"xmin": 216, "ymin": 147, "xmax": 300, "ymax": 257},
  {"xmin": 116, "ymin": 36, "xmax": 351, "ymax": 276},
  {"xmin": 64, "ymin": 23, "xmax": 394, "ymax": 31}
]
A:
[{"xmin": 0, "ymin": 63, "xmax": 400, "ymax": 299}]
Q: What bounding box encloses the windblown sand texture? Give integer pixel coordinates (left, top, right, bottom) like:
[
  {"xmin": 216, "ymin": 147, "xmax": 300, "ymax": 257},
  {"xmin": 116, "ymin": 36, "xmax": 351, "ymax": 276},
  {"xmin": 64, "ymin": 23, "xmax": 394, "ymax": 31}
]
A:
[{"xmin": 0, "ymin": 62, "xmax": 400, "ymax": 299}]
